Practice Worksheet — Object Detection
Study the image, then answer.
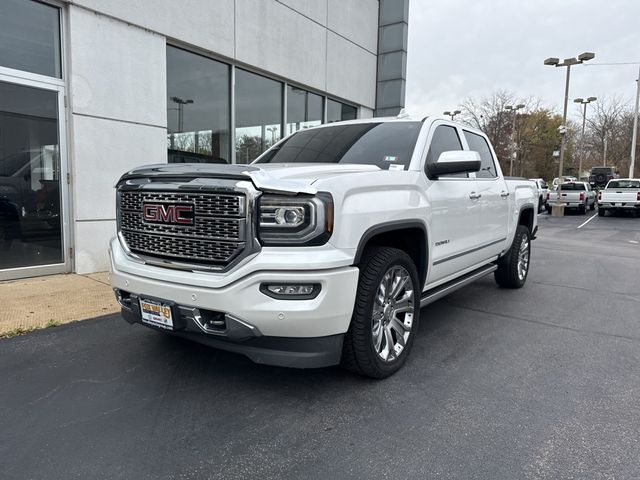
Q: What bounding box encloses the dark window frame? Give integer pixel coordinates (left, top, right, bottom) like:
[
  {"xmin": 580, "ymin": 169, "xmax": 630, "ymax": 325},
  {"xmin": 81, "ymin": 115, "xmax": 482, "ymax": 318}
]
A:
[{"xmin": 424, "ymin": 124, "xmax": 470, "ymax": 179}]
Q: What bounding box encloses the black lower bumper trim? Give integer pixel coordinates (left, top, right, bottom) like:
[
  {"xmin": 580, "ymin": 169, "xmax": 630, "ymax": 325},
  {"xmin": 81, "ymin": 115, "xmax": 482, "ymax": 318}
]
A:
[{"xmin": 121, "ymin": 307, "xmax": 344, "ymax": 369}]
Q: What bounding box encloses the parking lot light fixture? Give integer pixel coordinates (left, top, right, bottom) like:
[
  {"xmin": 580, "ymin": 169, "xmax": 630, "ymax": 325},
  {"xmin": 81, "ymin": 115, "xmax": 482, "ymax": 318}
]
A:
[
  {"xmin": 574, "ymin": 96, "xmax": 597, "ymax": 179},
  {"xmin": 544, "ymin": 51, "xmax": 596, "ymax": 182},
  {"xmin": 504, "ymin": 104, "xmax": 526, "ymax": 176},
  {"xmin": 443, "ymin": 110, "xmax": 461, "ymax": 121}
]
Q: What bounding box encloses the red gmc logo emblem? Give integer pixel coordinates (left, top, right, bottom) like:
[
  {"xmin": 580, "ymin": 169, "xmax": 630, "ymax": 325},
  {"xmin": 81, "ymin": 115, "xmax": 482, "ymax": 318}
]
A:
[{"xmin": 142, "ymin": 203, "xmax": 194, "ymax": 225}]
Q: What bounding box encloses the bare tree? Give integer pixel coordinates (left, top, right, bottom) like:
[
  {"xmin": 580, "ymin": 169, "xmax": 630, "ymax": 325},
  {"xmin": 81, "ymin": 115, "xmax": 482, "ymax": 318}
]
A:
[{"xmin": 584, "ymin": 96, "xmax": 632, "ymax": 173}]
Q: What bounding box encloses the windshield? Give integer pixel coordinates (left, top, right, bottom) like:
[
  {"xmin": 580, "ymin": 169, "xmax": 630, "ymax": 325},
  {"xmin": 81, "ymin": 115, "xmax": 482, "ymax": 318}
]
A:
[
  {"xmin": 254, "ymin": 122, "xmax": 423, "ymax": 170},
  {"xmin": 607, "ymin": 180, "xmax": 640, "ymax": 189}
]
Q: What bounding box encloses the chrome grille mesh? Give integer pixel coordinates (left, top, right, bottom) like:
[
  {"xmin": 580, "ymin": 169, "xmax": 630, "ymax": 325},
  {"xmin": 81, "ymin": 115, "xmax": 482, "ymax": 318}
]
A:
[
  {"xmin": 119, "ymin": 191, "xmax": 244, "ymax": 217},
  {"xmin": 118, "ymin": 190, "xmax": 247, "ymax": 266}
]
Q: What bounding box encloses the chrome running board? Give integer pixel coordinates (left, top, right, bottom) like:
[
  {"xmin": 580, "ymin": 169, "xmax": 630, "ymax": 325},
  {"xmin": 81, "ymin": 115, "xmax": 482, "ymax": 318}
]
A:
[{"xmin": 420, "ymin": 263, "xmax": 498, "ymax": 308}]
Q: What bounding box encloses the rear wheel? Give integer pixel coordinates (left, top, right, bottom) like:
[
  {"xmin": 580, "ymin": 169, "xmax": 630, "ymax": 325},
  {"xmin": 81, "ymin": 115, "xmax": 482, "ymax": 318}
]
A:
[
  {"xmin": 495, "ymin": 225, "xmax": 530, "ymax": 289},
  {"xmin": 341, "ymin": 246, "xmax": 420, "ymax": 379},
  {"xmin": 590, "ymin": 201, "xmax": 595, "ymax": 211},
  {"xmin": 546, "ymin": 206, "xmax": 552, "ymax": 214},
  {"xmin": 538, "ymin": 197, "xmax": 544, "ymax": 213},
  {"xmin": 579, "ymin": 204, "xmax": 586, "ymax": 214},
  {"xmin": 598, "ymin": 208, "xmax": 606, "ymax": 217}
]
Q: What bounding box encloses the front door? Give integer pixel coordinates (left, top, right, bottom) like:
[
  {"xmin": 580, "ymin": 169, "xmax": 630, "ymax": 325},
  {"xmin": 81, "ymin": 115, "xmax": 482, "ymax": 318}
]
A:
[{"xmin": 422, "ymin": 123, "xmax": 482, "ymax": 286}]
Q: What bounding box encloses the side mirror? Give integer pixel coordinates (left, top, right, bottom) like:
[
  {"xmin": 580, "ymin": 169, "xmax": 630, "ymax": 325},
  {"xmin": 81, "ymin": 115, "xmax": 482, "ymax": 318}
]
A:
[{"xmin": 427, "ymin": 151, "xmax": 481, "ymax": 179}]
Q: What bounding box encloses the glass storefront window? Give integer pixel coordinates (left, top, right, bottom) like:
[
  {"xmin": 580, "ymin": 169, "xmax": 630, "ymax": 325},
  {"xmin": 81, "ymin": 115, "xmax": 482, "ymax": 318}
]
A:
[
  {"xmin": 327, "ymin": 99, "xmax": 357, "ymax": 123},
  {"xmin": 166, "ymin": 46, "xmax": 230, "ymax": 164},
  {"xmin": 235, "ymin": 69, "xmax": 282, "ymax": 164},
  {"xmin": 0, "ymin": 82, "xmax": 63, "ymax": 269},
  {"xmin": 286, "ymin": 86, "xmax": 323, "ymax": 135},
  {"xmin": 0, "ymin": 0, "xmax": 61, "ymax": 78}
]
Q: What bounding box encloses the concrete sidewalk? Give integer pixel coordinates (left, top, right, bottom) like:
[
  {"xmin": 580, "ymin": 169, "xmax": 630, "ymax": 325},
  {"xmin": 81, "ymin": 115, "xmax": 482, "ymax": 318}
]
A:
[{"xmin": 0, "ymin": 273, "xmax": 119, "ymax": 337}]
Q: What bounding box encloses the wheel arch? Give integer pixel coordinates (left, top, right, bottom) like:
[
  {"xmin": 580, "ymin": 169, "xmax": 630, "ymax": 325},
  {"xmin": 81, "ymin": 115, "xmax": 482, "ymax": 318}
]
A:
[
  {"xmin": 353, "ymin": 220, "xmax": 429, "ymax": 289},
  {"xmin": 517, "ymin": 204, "xmax": 535, "ymax": 233}
]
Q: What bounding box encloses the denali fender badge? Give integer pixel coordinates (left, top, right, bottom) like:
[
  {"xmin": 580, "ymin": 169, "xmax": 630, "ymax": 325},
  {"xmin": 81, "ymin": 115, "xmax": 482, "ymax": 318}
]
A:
[{"xmin": 143, "ymin": 203, "xmax": 195, "ymax": 225}]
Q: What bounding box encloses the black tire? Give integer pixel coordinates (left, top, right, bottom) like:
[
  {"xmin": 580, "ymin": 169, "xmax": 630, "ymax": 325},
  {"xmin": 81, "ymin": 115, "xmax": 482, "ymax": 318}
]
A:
[
  {"xmin": 494, "ymin": 225, "xmax": 531, "ymax": 289},
  {"xmin": 598, "ymin": 208, "xmax": 605, "ymax": 217},
  {"xmin": 579, "ymin": 205, "xmax": 586, "ymax": 214},
  {"xmin": 341, "ymin": 246, "xmax": 420, "ymax": 379},
  {"xmin": 546, "ymin": 206, "xmax": 552, "ymax": 214},
  {"xmin": 538, "ymin": 197, "xmax": 544, "ymax": 213},
  {"xmin": 589, "ymin": 201, "xmax": 595, "ymax": 211}
]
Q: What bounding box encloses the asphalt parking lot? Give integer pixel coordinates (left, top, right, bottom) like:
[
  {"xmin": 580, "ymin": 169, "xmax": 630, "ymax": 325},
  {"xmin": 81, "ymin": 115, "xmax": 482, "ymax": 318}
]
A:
[{"xmin": 1, "ymin": 211, "xmax": 639, "ymax": 480}]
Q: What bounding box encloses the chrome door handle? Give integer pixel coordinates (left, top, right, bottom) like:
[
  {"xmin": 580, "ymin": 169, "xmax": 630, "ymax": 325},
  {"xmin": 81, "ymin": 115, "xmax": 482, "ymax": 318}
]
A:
[
  {"xmin": 469, "ymin": 192, "xmax": 482, "ymax": 199},
  {"xmin": 500, "ymin": 191, "xmax": 510, "ymax": 198}
]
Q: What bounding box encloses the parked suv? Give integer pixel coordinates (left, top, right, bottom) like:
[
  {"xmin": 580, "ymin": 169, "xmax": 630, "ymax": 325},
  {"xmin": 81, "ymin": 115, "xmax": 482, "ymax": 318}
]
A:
[{"xmin": 589, "ymin": 166, "xmax": 618, "ymax": 189}]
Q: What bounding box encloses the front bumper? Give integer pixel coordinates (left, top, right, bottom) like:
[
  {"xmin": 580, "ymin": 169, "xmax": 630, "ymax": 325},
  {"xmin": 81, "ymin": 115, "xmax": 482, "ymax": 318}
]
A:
[{"xmin": 109, "ymin": 239, "xmax": 359, "ymax": 368}]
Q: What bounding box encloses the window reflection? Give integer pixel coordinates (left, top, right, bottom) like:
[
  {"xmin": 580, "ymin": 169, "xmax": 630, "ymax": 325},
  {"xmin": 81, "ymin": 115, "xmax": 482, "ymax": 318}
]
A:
[
  {"xmin": 235, "ymin": 69, "xmax": 282, "ymax": 164},
  {"xmin": 286, "ymin": 86, "xmax": 322, "ymax": 135},
  {"xmin": 0, "ymin": 0, "xmax": 61, "ymax": 78},
  {"xmin": 166, "ymin": 46, "xmax": 230, "ymax": 164},
  {"xmin": 327, "ymin": 99, "xmax": 357, "ymax": 123}
]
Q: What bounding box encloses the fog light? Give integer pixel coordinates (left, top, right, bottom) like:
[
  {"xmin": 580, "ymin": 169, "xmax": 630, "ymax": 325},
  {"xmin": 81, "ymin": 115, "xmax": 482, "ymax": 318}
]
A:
[{"xmin": 260, "ymin": 283, "xmax": 321, "ymax": 300}]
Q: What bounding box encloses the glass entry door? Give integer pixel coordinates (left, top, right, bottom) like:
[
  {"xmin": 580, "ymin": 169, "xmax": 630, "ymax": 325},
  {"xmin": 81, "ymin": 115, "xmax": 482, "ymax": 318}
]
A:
[{"xmin": 0, "ymin": 81, "xmax": 65, "ymax": 273}]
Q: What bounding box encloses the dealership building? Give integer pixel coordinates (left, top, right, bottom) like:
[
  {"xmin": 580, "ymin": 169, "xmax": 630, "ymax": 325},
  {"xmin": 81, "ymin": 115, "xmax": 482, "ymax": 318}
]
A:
[{"xmin": 0, "ymin": 0, "xmax": 409, "ymax": 280}]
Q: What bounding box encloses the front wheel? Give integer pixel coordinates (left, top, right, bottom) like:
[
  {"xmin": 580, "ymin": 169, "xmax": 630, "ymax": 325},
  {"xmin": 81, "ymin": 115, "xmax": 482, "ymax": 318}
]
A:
[
  {"xmin": 494, "ymin": 225, "xmax": 531, "ymax": 289},
  {"xmin": 341, "ymin": 246, "xmax": 420, "ymax": 379},
  {"xmin": 590, "ymin": 201, "xmax": 595, "ymax": 211}
]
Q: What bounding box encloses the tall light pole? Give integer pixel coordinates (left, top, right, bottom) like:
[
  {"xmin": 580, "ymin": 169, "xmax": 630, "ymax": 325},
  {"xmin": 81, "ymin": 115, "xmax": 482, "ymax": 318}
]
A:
[
  {"xmin": 443, "ymin": 109, "xmax": 461, "ymax": 121},
  {"xmin": 630, "ymin": 65, "xmax": 640, "ymax": 178},
  {"xmin": 170, "ymin": 96, "xmax": 194, "ymax": 132},
  {"xmin": 505, "ymin": 104, "xmax": 525, "ymax": 176},
  {"xmin": 573, "ymin": 96, "xmax": 597, "ymax": 179},
  {"xmin": 544, "ymin": 52, "xmax": 595, "ymax": 179}
]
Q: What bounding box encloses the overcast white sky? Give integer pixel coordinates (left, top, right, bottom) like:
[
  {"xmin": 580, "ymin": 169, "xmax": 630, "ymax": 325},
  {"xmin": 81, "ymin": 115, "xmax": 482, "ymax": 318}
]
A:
[{"xmin": 406, "ymin": 0, "xmax": 640, "ymax": 123}]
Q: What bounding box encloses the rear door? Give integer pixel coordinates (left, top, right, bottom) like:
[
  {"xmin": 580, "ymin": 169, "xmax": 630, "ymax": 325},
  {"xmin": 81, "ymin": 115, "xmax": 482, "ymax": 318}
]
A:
[
  {"xmin": 462, "ymin": 129, "xmax": 509, "ymax": 258},
  {"xmin": 424, "ymin": 123, "xmax": 481, "ymax": 285}
]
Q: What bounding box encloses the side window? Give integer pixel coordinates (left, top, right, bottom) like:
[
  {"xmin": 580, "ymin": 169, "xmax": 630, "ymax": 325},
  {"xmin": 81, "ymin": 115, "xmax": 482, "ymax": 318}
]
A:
[
  {"xmin": 425, "ymin": 125, "xmax": 465, "ymax": 177},
  {"xmin": 463, "ymin": 131, "xmax": 497, "ymax": 179}
]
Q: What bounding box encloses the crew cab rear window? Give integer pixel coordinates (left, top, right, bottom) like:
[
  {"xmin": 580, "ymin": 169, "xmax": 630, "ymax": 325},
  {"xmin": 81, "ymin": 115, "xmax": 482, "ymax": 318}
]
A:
[
  {"xmin": 255, "ymin": 122, "xmax": 422, "ymax": 170},
  {"xmin": 607, "ymin": 180, "xmax": 640, "ymax": 189},
  {"xmin": 463, "ymin": 131, "xmax": 497, "ymax": 178}
]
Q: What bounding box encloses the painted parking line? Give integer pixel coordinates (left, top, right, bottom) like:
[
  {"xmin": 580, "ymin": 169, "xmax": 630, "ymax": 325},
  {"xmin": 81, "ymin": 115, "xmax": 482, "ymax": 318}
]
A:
[{"xmin": 577, "ymin": 213, "xmax": 598, "ymax": 229}]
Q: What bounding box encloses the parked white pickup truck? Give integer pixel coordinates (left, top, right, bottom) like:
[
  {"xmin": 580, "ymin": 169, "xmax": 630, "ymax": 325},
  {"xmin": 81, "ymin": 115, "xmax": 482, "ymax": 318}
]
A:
[
  {"xmin": 598, "ymin": 179, "xmax": 640, "ymax": 216},
  {"xmin": 546, "ymin": 181, "xmax": 596, "ymax": 214},
  {"xmin": 530, "ymin": 178, "xmax": 549, "ymax": 213},
  {"xmin": 110, "ymin": 116, "xmax": 538, "ymax": 378}
]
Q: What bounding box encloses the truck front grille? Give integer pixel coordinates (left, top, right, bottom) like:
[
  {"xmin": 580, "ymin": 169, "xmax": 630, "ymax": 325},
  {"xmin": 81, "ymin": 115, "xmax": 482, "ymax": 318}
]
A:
[{"xmin": 118, "ymin": 190, "xmax": 247, "ymax": 267}]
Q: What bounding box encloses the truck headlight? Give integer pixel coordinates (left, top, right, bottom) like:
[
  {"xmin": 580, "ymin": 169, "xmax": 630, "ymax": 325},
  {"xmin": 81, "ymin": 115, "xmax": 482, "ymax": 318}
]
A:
[{"xmin": 258, "ymin": 193, "xmax": 333, "ymax": 246}]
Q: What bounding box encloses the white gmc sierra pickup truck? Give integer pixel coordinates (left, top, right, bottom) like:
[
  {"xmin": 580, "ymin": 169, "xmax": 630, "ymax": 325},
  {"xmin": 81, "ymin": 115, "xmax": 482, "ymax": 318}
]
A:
[{"xmin": 110, "ymin": 116, "xmax": 538, "ymax": 378}]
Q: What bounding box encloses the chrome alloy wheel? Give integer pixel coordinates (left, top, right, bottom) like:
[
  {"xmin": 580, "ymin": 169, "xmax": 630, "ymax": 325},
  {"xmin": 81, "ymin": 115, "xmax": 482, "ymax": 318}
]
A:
[
  {"xmin": 517, "ymin": 236, "xmax": 530, "ymax": 281},
  {"xmin": 371, "ymin": 266, "xmax": 414, "ymax": 362}
]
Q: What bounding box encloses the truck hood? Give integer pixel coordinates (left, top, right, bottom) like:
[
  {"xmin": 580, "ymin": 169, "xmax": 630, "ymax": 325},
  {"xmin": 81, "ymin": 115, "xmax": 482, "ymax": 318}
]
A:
[{"xmin": 118, "ymin": 163, "xmax": 381, "ymax": 195}]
